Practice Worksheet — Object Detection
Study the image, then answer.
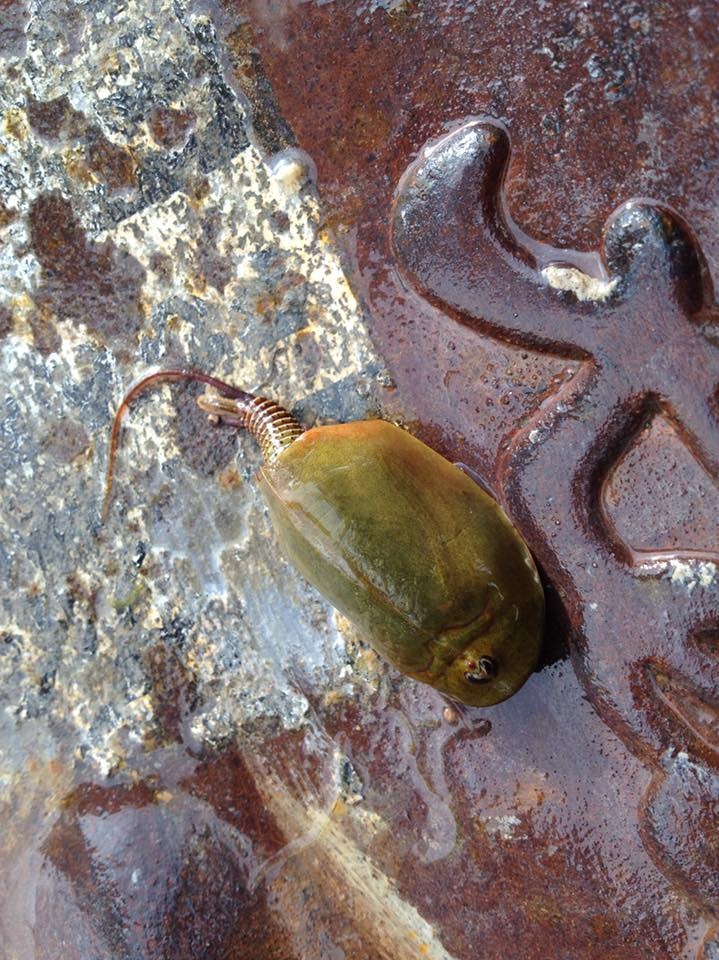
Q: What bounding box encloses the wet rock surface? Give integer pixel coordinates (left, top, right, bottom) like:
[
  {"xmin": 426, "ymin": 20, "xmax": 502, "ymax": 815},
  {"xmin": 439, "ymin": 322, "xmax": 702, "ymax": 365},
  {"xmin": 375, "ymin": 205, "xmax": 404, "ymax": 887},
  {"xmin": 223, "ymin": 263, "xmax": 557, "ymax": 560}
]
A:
[{"xmin": 1, "ymin": 1, "xmax": 718, "ymax": 959}]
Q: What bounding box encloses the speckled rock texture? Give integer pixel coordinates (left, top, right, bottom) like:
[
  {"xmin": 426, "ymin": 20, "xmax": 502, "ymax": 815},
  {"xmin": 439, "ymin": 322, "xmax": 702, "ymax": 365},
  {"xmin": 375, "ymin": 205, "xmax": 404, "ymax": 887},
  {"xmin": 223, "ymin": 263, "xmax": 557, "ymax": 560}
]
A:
[
  {"xmin": 0, "ymin": 0, "xmax": 389, "ymax": 739},
  {"xmin": 2, "ymin": 2, "xmax": 719, "ymax": 959},
  {"xmin": 0, "ymin": 4, "xmax": 398, "ymax": 956}
]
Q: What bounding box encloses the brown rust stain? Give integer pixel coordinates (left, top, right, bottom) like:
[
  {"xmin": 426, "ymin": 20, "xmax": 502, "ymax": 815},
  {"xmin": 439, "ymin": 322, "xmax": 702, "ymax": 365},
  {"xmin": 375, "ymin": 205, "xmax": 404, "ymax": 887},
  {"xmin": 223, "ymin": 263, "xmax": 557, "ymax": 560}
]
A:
[
  {"xmin": 142, "ymin": 642, "xmax": 199, "ymax": 746},
  {"xmin": 26, "ymin": 94, "xmax": 86, "ymax": 141},
  {"xmin": 149, "ymin": 104, "xmax": 196, "ymax": 149},
  {"xmin": 221, "ymin": 17, "xmax": 295, "ymax": 155},
  {"xmin": 27, "ymin": 97, "xmax": 137, "ymax": 192},
  {"xmin": 85, "ymin": 126, "xmax": 138, "ymax": 192},
  {"xmin": 28, "ymin": 191, "xmax": 146, "ymax": 346},
  {"xmin": 32, "ymin": 749, "xmax": 298, "ymax": 960}
]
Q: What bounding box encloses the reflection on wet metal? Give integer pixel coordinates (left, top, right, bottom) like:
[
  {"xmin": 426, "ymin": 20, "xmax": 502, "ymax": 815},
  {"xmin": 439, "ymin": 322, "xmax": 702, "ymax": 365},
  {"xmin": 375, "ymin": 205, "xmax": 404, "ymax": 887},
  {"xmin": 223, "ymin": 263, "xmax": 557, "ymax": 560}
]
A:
[
  {"xmin": 392, "ymin": 117, "xmax": 719, "ymax": 922},
  {"xmin": 232, "ymin": 3, "xmax": 719, "ymax": 955}
]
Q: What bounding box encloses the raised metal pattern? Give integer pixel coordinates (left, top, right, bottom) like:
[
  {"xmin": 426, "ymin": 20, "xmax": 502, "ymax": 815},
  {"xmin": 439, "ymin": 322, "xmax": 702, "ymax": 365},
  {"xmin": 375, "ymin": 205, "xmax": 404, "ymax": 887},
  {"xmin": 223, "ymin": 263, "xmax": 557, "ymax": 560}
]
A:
[{"xmin": 392, "ymin": 118, "xmax": 719, "ymax": 920}]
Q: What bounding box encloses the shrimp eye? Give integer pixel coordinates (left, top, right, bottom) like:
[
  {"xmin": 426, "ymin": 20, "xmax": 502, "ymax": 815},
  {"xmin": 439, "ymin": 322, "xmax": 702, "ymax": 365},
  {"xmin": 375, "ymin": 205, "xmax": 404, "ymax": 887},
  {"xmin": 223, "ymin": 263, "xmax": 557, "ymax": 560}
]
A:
[{"xmin": 464, "ymin": 657, "xmax": 498, "ymax": 684}]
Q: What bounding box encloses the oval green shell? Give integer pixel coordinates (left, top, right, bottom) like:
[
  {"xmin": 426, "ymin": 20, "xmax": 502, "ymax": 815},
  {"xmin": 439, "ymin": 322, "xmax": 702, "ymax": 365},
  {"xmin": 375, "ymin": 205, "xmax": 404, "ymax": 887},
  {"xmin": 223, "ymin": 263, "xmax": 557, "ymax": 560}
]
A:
[{"xmin": 258, "ymin": 420, "xmax": 544, "ymax": 706}]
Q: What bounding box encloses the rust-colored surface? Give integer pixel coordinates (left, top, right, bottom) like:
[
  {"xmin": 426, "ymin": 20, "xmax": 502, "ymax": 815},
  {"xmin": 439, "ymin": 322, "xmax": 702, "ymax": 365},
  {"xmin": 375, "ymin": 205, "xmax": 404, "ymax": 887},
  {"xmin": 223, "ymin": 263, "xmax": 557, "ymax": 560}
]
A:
[
  {"xmin": 28, "ymin": 192, "xmax": 146, "ymax": 349},
  {"xmin": 211, "ymin": 2, "xmax": 718, "ymax": 956},
  {"xmin": 392, "ymin": 116, "xmax": 719, "ymax": 915}
]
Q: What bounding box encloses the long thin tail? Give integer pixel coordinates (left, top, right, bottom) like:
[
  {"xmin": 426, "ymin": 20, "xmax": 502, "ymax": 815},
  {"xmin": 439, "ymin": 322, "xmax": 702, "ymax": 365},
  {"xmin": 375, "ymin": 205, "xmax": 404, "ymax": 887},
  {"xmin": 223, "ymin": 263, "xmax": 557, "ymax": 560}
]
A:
[{"xmin": 101, "ymin": 368, "xmax": 302, "ymax": 520}]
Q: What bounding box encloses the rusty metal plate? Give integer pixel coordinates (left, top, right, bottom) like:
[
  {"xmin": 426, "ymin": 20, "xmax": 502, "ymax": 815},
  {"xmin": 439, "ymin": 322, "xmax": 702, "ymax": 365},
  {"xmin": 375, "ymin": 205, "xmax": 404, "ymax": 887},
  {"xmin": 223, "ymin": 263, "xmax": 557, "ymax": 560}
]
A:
[{"xmin": 225, "ymin": 2, "xmax": 719, "ymax": 957}]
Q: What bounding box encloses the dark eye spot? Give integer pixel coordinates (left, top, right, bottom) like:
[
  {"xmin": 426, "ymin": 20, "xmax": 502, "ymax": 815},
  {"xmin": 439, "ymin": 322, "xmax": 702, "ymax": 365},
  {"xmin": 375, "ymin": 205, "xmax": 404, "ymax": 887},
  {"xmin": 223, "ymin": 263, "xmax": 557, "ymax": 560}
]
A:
[{"xmin": 464, "ymin": 656, "xmax": 498, "ymax": 684}]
